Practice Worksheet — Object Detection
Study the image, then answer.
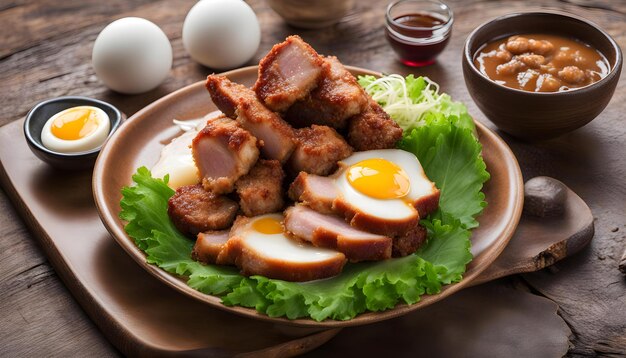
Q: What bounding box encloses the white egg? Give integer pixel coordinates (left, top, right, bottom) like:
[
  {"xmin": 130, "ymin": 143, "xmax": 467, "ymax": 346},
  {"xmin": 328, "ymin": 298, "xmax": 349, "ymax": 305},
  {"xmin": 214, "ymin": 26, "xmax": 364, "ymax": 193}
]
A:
[
  {"xmin": 334, "ymin": 149, "xmax": 438, "ymax": 222},
  {"xmin": 182, "ymin": 0, "xmax": 261, "ymax": 69},
  {"xmin": 41, "ymin": 106, "xmax": 110, "ymax": 153},
  {"xmin": 92, "ymin": 17, "xmax": 172, "ymax": 94}
]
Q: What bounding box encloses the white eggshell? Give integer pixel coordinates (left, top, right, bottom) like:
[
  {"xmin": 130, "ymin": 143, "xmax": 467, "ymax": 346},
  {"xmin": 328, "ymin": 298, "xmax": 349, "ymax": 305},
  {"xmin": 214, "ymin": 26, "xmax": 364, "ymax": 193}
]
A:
[
  {"xmin": 183, "ymin": 0, "xmax": 261, "ymax": 69},
  {"xmin": 92, "ymin": 17, "xmax": 172, "ymax": 94}
]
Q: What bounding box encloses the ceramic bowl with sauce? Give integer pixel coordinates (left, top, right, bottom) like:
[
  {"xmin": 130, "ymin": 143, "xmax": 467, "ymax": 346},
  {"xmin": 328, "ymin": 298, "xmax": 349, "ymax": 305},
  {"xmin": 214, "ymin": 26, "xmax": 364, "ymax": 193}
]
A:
[
  {"xmin": 462, "ymin": 11, "xmax": 622, "ymax": 140},
  {"xmin": 24, "ymin": 96, "xmax": 122, "ymax": 170}
]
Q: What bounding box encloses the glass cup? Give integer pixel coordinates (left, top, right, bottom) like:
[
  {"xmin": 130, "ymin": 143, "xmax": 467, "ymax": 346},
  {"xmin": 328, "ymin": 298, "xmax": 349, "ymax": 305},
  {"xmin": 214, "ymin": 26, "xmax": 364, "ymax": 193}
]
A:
[{"xmin": 385, "ymin": 0, "xmax": 454, "ymax": 67}]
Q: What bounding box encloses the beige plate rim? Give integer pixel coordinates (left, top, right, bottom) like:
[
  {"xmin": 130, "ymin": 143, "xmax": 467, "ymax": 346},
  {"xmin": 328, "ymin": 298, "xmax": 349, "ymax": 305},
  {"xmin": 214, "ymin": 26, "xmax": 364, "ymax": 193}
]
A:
[{"xmin": 93, "ymin": 65, "xmax": 524, "ymax": 328}]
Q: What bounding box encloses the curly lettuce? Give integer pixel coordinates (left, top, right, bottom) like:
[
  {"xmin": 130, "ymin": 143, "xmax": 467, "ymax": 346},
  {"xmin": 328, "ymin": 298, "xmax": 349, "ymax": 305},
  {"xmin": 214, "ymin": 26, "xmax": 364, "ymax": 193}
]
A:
[{"xmin": 119, "ymin": 74, "xmax": 488, "ymax": 321}]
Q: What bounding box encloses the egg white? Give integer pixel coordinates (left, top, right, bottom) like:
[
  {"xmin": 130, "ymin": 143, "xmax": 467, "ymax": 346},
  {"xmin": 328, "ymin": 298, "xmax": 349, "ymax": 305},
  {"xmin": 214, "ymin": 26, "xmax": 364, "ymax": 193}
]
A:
[
  {"xmin": 41, "ymin": 106, "xmax": 110, "ymax": 153},
  {"xmin": 151, "ymin": 129, "xmax": 200, "ymax": 189}
]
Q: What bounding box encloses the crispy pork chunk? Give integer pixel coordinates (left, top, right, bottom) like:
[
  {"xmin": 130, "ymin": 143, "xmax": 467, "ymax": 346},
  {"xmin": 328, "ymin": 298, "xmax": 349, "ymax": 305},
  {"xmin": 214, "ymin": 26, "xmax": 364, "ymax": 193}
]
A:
[
  {"xmin": 253, "ymin": 35, "xmax": 327, "ymax": 112},
  {"xmin": 392, "ymin": 225, "xmax": 428, "ymax": 257},
  {"xmin": 284, "ymin": 205, "xmax": 392, "ymax": 262},
  {"xmin": 222, "ymin": 215, "xmax": 346, "ymax": 281},
  {"xmin": 206, "ymin": 75, "xmax": 296, "ymax": 163},
  {"xmin": 348, "ymin": 100, "xmax": 403, "ymax": 151},
  {"xmin": 167, "ymin": 184, "xmax": 238, "ymax": 237},
  {"xmin": 191, "ymin": 230, "xmax": 230, "ymax": 264},
  {"xmin": 235, "ymin": 159, "xmax": 285, "ymax": 216},
  {"xmin": 288, "ymin": 172, "xmax": 338, "ymax": 214},
  {"xmin": 289, "ymin": 125, "xmax": 353, "ymax": 176},
  {"xmin": 192, "ymin": 115, "xmax": 259, "ymax": 194},
  {"xmin": 284, "ymin": 56, "xmax": 369, "ymax": 129}
]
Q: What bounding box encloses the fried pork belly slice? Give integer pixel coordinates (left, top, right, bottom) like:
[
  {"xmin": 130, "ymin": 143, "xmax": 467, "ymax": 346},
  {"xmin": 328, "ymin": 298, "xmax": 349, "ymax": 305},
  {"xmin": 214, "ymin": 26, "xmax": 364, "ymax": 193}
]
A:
[
  {"xmin": 288, "ymin": 171, "xmax": 420, "ymax": 237},
  {"xmin": 284, "ymin": 205, "xmax": 392, "ymax": 262},
  {"xmin": 288, "ymin": 172, "xmax": 338, "ymax": 214},
  {"xmin": 285, "ymin": 56, "xmax": 369, "ymax": 129},
  {"xmin": 223, "ymin": 214, "xmax": 346, "ymax": 281},
  {"xmin": 191, "ymin": 230, "xmax": 230, "ymax": 264},
  {"xmin": 205, "ymin": 75, "xmax": 296, "ymax": 162},
  {"xmin": 253, "ymin": 35, "xmax": 327, "ymax": 112},
  {"xmin": 235, "ymin": 159, "xmax": 285, "ymax": 216},
  {"xmin": 288, "ymin": 125, "xmax": 353, "ymax": 176},
  {"xmin": 348, "ymin": 100, "xmax": 403, "ymax": 151},
  {"xmin": 167, "ymin": 184, "xmax": 238, "ymax": 237},
  {"xmin": 392, "ymin": 225, "xmax": 428, "ymax": 258},
  {"xmin": 192, "ymin": 115, "xmax": 259, "ymax": 194}
]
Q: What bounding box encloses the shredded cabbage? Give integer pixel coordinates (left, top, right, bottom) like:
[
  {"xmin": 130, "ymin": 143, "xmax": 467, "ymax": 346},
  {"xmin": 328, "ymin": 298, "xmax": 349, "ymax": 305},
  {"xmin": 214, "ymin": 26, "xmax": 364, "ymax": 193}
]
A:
[{"xmin": 358, "ymin": 74, "xmax": 475, "ymax": 132}]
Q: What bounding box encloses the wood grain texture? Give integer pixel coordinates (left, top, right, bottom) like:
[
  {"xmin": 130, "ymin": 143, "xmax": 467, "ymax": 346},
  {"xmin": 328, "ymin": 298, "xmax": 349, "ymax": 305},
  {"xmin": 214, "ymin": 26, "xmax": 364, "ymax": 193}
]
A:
[
  {"xmin": 302, "ymin": 282, "xmax": 572, "ymax": 358},
  {"xmin": 472, "ymin": 180, "xmax": 594, "ymax": 286},
  {"xmin": 0, "ymin": 0, "xmax": 624, "ymax": 356}
]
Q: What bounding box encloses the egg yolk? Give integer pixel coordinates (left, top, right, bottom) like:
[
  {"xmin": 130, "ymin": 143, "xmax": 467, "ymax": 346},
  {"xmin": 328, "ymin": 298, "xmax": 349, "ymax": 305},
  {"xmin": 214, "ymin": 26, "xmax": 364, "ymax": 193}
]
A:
[
  {"xmin": 51, "ymin": 107, "xmax": 99, "ymax": 140},
  {"xmin": 347, "ymin": 158, "xmax": 411, "ymax": 200},
  {"xmin": 252, "ymin": 217, "xmax": 284, "ymax": 235}
]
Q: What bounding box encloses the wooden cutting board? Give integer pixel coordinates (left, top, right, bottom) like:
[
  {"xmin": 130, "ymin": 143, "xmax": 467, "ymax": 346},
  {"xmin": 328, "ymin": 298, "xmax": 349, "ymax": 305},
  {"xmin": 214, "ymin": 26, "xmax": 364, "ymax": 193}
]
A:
[{"xmin": 0, "ymin": 119, "xmax": 593, "ymax": 357}]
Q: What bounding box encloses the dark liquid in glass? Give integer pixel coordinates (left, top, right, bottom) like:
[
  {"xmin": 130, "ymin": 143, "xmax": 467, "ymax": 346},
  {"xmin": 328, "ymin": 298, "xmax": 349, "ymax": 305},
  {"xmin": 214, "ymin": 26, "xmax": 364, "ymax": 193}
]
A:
[{"xmin": 386, "ymin": 12, "xmax": 451, "ymax": 67}]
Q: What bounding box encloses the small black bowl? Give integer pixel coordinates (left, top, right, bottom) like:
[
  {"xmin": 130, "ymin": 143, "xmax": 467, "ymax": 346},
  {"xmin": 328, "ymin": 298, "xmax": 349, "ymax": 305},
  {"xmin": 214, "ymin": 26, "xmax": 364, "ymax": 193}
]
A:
[{"xmin": 24, "ymin": 96, "xmax": 122, "ymax": 170}]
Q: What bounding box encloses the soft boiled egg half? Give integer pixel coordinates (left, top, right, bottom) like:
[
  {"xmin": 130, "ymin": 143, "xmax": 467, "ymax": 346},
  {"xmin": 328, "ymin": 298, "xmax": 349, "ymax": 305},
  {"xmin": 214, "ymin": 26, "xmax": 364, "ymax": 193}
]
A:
[
  {"xmin": 41, "ymin": 106, "xmax": 110, "ymax": 153},
  {"xmin": 223, "ymin": 214, "xmax": 346, "ymax": 281},
  {"xmin": 332, "ymin": 149, "xmax": 440, "ymax": 235}
]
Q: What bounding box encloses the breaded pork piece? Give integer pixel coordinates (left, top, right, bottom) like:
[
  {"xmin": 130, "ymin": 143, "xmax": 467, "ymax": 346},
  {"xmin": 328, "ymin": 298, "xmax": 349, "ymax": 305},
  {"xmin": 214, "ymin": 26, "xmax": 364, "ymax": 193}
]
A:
[
  {"xmin": 347, "ymin": 100, "xmax": 403, "ymax": 151},
  {"xmin": 288, "ymin": 172, "xmax": 338, "ymax": 215},
  {"xmin": 191, "ymin": 230, "xmax": 230, "ymax": 265},
  {"xmin": 167, "ymin": 184, "xmax": 238, "ymax": 237},
  {"xmin": 284, "ymin": 205, "xmax": 392, "ymax": 262},
  {"xmin": 284, "ymin": 56, "xmax": 369, "ymax": 129},
  {"xmin": 235, "ymin": 159, "xmax": 285, "ymax": 216},
  {"xmin": 206, "ymin": 75, "xmax": 296, "ymax": 163},
  {"xmin": 392, "ymin": 225, "xmax": 428, "ymax": 257},
  {"xmin": 288, "ymin": 125, "xmax": 353, "ymax": 176},
  {"xmin": 253, "ymin": 35, "xmax": 327, "ymax": 112},
  {"xmin": 192, "ymin": 115, "xmax": 259, "ymax": 194}
]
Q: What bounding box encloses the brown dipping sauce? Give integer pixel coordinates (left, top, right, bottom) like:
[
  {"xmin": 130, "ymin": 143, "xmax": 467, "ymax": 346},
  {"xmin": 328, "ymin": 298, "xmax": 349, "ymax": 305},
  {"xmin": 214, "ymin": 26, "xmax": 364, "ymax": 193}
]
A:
[{"xmin": 474, "ymin": 34, "xmax": 609, "ymax": 92}]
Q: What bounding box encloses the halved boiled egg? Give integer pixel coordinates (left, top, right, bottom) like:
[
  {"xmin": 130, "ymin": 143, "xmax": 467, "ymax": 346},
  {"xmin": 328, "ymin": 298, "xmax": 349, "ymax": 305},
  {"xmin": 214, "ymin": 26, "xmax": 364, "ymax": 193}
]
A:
[
  {"xmin": 222, "ymin": 214, "xmax": 346, "ymax": 281},
  {"xmin": 41, "ymin": 106, "xmax": 110, "ymax": 153},
  {"xmin": 333, "ymin": 149, "xmax": 440, "ymax": 236}
]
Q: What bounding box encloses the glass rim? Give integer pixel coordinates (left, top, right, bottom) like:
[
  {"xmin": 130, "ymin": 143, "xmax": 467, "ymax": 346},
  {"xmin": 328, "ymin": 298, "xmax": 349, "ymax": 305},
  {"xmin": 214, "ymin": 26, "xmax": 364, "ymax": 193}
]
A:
[{"xmin": 386, "ymin": 0, "xmax": 454, "ymax": 31}]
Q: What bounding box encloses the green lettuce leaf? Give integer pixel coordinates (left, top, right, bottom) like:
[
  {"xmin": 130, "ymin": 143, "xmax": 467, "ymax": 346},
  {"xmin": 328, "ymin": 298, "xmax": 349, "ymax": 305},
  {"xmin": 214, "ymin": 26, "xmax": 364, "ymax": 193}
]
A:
[
  {"xmin": 119, "ymin": 165, "xmax": 476, "ymax": 321},
  {"xmin": 118, "ymin": 74, "xmax": 489, "ymax": 321},
  {"xmin": 399, "ymin": 115, "xmax": 490, "ymax": 229}
]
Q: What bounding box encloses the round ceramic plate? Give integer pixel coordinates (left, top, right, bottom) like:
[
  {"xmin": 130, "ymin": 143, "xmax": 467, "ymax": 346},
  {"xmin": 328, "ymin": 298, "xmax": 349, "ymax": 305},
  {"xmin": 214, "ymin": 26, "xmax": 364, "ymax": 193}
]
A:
[{"xmin": 93, "ymin": 66, "xmax": 524, "ymax": 328}]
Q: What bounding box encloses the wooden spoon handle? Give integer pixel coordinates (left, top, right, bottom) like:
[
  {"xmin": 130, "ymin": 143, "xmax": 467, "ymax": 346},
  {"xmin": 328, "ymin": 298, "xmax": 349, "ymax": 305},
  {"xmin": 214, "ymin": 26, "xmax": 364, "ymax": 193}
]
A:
[{"xmin": 472, "ymin": 176, "xmax": 594, "ymax": 286}]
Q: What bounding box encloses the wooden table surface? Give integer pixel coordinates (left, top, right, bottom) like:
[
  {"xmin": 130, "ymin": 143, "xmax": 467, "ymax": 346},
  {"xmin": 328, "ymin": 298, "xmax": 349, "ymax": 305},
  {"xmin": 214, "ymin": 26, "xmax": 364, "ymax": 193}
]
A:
[{"xmin": 1, "ymin": 0, "xmax": 624, "ymax": 356}]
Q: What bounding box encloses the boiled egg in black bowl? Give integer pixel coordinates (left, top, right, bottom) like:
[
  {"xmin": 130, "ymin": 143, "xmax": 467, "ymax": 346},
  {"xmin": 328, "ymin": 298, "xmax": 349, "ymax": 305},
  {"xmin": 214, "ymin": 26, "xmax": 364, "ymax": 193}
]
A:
[{"xmin": 24, "ymin": 96, "xmax": 122, "ymax": 170}]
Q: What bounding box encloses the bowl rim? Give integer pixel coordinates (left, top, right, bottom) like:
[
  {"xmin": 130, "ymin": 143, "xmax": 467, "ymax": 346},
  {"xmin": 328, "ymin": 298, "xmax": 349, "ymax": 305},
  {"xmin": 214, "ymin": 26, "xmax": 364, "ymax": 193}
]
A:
[
  {"xmin": 23, "ymin": 96, "xmax": 122, "ymax": 158},
  {"xmin": 463, "ymin": 10, "xmax": 623, "ymax": 97}
]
